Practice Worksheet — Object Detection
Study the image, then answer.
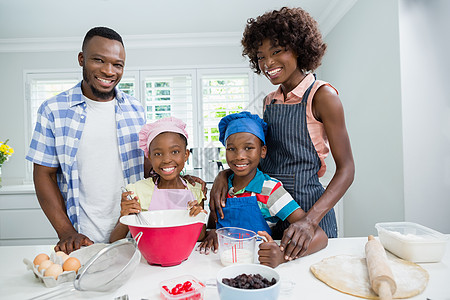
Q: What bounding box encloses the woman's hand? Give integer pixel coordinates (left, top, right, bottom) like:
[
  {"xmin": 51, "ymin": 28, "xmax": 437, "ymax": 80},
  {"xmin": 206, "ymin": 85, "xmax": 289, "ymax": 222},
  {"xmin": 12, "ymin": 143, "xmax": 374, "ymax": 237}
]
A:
[
  {"xmin": 196, "ymin": 229, "xmax": 218, "ymax": 255},
  {"xmin": 209, "ymin": 169, "xmax": 231, "ymax": 222},
  {"xmin": 120, "ymin": 191, "xmax": 141, "ymax": 217},
  {"xmin": 257, "ymin": 231, "xmax": 286, "ymax": 268},
  {"xmin": 280, "ymin": 218, "xmax": 316, "ymax": 260}
]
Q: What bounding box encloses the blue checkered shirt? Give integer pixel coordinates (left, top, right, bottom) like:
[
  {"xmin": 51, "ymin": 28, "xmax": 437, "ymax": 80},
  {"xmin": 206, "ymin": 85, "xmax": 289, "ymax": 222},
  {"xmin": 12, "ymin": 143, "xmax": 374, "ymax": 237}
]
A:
[{"xmin": 26, "ymin": 81, "xmax": 146, "ymax": 231}]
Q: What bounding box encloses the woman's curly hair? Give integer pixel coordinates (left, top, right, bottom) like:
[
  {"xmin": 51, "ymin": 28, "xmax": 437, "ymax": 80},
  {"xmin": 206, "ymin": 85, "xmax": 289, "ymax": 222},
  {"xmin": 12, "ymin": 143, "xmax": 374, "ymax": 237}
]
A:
[{"xmin": 241, "ymin": 7, "xmax": 327, "ymax": 74}]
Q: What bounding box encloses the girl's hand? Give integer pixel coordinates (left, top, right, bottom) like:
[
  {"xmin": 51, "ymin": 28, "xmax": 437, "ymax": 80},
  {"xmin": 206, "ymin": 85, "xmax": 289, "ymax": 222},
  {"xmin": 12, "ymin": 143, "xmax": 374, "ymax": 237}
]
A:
[
  {"xmin": 280, "ymin": 218, "xmax": 315, "ymax": 260},
  {"xmin": 196, "ymin": 229, "xmax": 218, "ymax": 255},
  {"xmin": 120, "ymin": 192, "xmax": 141, "ymax": 217},
  {"xmin": 257, "ymin": 231, "xmax": 286, "ymax": 268},
  {"xmin": 187, "ymin": 200, "xmax": 206, "ymax": 216}
]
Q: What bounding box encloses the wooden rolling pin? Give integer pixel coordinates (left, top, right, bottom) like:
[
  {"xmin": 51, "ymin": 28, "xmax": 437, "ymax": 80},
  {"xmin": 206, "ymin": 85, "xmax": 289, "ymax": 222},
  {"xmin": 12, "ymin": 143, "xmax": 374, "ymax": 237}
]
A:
[{"xmin": 365, "ymin": 235, "xmax": 397, "ymax": 300}]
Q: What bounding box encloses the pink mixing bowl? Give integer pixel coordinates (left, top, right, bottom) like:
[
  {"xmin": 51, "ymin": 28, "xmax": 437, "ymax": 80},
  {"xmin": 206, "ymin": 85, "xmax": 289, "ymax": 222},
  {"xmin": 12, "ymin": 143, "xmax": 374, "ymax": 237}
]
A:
[{"xmin": 120, "ymin": 210, "xmax": 207, "ymax": 267}]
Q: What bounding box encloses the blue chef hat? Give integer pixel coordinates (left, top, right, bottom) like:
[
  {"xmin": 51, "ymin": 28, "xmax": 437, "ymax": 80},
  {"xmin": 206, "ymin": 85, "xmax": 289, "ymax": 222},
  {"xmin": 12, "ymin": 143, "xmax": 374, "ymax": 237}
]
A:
[{"xmin": 218, "ymin": 111, "xmax": 268, "ymax": 146}]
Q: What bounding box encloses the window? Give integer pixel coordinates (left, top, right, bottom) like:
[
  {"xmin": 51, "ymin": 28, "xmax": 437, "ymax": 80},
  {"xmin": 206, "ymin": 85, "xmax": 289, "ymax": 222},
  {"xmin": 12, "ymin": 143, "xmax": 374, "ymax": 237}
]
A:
[
  {"xmin": 141, "ymin": 70, "xmax": 196, "ymax": 146},
  {"xmin": 27, "ymin": 73, "xmax": 81, "ymax": 140},
  {"xmin": 199, "ymin": 71, "xmax": 254, "ymax": 175},
  {"xmin": 25, "ymin": 72, "xmax": 137, "ymax": 181},
  {"xmin": 27, "ymin": 73, "xmax": 137, "ymax": 136},
  {"xmin": 141, "ymin": 68, "xmax": 255, "ymax": 180},
  {"xmin": 201, "ymin": 73, "xmax": 250, "ymax": 147},
  {"xmin": 25, "ymin": 67, "xmax": 255, "ymax": 182}
]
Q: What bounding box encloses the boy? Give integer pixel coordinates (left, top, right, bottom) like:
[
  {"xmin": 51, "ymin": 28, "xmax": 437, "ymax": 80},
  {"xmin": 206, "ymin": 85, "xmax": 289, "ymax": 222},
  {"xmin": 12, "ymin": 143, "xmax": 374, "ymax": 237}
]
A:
[{"xmin": 198, "ymin": 112, "xmax": 328, "ymax": 267}]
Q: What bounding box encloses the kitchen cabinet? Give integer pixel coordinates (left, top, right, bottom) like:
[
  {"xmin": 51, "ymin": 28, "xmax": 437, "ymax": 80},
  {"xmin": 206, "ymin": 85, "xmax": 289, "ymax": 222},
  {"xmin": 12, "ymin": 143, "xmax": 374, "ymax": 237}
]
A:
[{"xmin": 0, "ymin": 185, "xmax": 58, "ymax": 246}]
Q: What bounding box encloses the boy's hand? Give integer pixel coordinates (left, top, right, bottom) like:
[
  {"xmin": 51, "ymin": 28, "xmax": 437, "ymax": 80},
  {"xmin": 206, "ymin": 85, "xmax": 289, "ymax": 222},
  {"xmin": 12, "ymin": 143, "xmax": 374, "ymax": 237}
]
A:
[
  {"xmin": 196, "ymin": 229, "xmax": 218, "ymax": 255},
  {"xmin": 120, "ymin": 191, "xmax": 141, "ymax": 217},
  {"xmin": 257, "ymin": 231, "xmax": 286, "ymax": 268}
]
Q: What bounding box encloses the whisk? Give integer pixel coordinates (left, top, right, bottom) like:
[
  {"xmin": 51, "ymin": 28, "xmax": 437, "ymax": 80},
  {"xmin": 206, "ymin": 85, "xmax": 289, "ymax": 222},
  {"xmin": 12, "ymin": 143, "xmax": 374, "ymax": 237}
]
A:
[{"xmin": 121, "ymin": 187, "xmax": 150, "ymax": 226}]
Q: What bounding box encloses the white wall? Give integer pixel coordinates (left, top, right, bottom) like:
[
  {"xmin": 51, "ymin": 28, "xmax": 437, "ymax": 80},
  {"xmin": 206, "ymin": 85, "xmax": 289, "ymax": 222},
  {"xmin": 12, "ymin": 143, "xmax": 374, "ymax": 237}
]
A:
[
  {"xmin": 0, "ymin": 0, "xmax": 317, "ymax": 39},
  {"xmin": 322, "ymin": 0, "xmax": 450, "ymax": 235},
  {"xmin": 0, "ymin": 51, "xmax": 76, "ymax": 184},
  {"xmin": 321, "ymin": 0, "xmax": 405, "ymax": 236},
  {"xmin": 399, "ymin": 0, "xmax": 450, "ymax": 233}
]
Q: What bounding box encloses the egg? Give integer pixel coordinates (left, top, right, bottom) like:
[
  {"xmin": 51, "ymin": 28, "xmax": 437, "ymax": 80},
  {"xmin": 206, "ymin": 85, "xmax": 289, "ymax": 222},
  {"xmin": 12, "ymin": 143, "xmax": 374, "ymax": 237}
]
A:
[
  {"xmin": 55, "ymin": 251, "xmax": 69, "ymax": 262},
  {"xmin": 62, "ymin": 257, "xmax": 81, "ymax": 273},
  {"xmin": 38, "ymin": 259, "xmax": 53, "ymax": 272},
  {"xmin": 33, "ymin": 253, "xmax": 50, "ymax": 266},
  {"xmin": 44, "ymin": 263, "xmax": 63, "ymax": 279}
]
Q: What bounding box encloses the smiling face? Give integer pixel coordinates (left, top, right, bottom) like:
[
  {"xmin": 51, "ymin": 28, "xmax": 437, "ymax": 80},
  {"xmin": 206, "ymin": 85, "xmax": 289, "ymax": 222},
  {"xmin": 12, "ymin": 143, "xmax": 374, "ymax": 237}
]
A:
[
  {"xmin": 257, "ymin": 38, "xmax": 305, "ymax": 92},
  {"xmin": 148, "ymin": 132, "xmax": 189, "ymax": 186},
  {"xmin": 78, "ymin": 36, "xmax": 125, "ymax": 101},
  {"xmin": 225, "ymin": 132, "xmax": 267, "ymax": 186}
]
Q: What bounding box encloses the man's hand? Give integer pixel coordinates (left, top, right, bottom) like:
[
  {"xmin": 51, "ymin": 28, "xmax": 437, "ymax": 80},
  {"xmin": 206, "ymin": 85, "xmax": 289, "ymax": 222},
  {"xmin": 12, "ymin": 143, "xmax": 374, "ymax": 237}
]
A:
[
  {"xmin": 196, "ymin": 229, "xmax": 218, "ymax": 255},
  {"xmin": 33, "ymin": 164, "xmax": 92, "ymax": 255},
  {"xmin": 55, "ymin": 232, "xmax": 93, "ymax": 254}
]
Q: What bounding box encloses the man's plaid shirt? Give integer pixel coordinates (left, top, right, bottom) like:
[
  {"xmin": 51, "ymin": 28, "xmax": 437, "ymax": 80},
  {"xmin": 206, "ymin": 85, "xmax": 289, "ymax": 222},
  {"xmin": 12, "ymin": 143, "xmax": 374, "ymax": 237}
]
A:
[{"xmin": 26, "ymin": 82, "xmax": 146, "ymax": 231}]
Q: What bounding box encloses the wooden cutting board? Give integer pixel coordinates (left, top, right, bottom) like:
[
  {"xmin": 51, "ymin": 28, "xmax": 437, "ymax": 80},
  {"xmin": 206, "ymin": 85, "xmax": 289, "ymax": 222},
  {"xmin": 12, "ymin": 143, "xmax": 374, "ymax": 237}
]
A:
[{"xmin": 310, "ymin": 253, "xmax": 428, "ymax": 299}]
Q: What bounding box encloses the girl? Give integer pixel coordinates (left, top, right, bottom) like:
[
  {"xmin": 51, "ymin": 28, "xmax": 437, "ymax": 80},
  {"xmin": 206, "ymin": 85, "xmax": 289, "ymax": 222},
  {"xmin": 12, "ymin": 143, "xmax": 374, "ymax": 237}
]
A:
[
  {"xmin": 209, "ymin": 7, "xmax": 355, "ymax": 261},
  {"xmin": 110, "ymin": 117, "xmax": 206, "ymax": 242}
]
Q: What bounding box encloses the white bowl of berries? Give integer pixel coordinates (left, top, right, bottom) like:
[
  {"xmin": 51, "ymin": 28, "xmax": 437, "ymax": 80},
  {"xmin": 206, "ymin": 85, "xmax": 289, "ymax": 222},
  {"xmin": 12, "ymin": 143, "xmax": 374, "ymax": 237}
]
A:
[{"xmin": 216, "ymin": 263, "xmax": 280, "ymax": 300}]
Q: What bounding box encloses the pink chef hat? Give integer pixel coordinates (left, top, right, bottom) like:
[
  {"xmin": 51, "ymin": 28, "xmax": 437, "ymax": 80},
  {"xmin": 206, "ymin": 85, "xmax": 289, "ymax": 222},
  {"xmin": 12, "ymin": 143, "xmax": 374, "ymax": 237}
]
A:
[{"xmin": 139, "ymin": 117, "xmax": 189, "ymax": 157}]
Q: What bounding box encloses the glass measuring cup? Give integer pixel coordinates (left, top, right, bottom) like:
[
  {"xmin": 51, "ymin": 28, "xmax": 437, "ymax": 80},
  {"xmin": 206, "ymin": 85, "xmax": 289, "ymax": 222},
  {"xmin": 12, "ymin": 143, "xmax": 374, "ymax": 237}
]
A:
[{"xmin": 216, "ymin": 227, "xmax": 265, "ymax": 266}]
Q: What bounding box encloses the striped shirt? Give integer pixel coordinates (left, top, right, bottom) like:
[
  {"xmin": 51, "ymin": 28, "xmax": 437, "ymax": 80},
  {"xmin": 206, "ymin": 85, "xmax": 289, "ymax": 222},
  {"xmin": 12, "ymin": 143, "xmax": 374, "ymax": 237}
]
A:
[
  {"xmin": 26, "ymin": 82, "xmax": 146, "ymax": 231},
  {"xmin": 227, "ymin": 168, "xmax": 300, "ymax": 224}
]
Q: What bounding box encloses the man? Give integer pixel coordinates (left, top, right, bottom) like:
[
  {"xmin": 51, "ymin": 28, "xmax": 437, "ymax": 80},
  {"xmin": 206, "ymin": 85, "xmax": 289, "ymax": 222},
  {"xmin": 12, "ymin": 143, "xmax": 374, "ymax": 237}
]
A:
[{"xmin": 26, "ymin": 27, "xmax": 150, "ymax": 253}]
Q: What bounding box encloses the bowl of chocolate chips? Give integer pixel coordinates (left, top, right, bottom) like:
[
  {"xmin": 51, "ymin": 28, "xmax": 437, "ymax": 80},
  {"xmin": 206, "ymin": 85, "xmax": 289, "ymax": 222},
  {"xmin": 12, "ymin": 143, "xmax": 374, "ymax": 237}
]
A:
[{"xmin": 216, "ymin": 263, "xmax": 280, "ymax": 300}]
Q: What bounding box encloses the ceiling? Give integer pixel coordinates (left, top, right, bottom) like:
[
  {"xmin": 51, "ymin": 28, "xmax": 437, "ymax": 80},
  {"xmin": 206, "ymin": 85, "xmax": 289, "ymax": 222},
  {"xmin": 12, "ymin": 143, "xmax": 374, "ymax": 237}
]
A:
[{"xmin": 0, "ymin": 0, "xmax": 357, "ymax": 40}]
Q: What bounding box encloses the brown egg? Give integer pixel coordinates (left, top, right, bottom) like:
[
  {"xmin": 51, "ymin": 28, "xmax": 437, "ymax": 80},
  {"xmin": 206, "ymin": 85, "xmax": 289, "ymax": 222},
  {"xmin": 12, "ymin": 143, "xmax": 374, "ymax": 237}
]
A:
[
  {"xmin": 38, "ymin": 260, "xmax": 53, "ymax": 272},
  {"xmin": 33, "ymin": 253, "xmax": 50, "ymax": 266},
  {"xmin": 62, "ymin": 257, "xmax": 81, "ymax": 273},
  {"xmin": 55, "ymin": 251, "xmax": 69, "ymax": 262},
  {"xmin": 44, "ymin": 263, "xmax": 63, "ymax": 279}
]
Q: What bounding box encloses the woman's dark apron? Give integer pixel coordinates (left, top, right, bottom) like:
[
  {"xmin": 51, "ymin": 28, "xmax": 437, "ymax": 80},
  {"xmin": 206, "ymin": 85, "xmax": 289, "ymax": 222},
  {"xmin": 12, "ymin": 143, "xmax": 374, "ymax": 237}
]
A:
[{"xmin": 260, "ymin": 81, "xmax": 337, "ymax": 238}]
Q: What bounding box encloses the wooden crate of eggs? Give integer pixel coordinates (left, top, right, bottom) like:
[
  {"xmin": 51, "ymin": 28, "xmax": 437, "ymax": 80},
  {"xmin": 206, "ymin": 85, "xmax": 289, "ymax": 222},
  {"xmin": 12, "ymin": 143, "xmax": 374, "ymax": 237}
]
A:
[{"xmin": 23, "ymin": 243, "xmax": 108, "ymax": 287}]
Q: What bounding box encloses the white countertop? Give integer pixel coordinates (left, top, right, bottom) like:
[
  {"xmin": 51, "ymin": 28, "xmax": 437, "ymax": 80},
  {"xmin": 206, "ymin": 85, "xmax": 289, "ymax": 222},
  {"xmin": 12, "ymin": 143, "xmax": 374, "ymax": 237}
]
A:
[{"xmin": 0, "ymin": 237, "xmax": 448, "ymax": 300}]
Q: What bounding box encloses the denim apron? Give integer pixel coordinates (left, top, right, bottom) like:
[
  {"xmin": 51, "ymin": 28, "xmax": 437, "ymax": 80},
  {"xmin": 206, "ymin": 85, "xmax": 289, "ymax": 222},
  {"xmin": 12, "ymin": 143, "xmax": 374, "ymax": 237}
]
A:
[
  {"xmin": 260, "ymin": 80, "xmax": 337, "ymax": 238},
  {"xmin": 216, "ymin": 192, "xmax": 272, "ymax": 235}
]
